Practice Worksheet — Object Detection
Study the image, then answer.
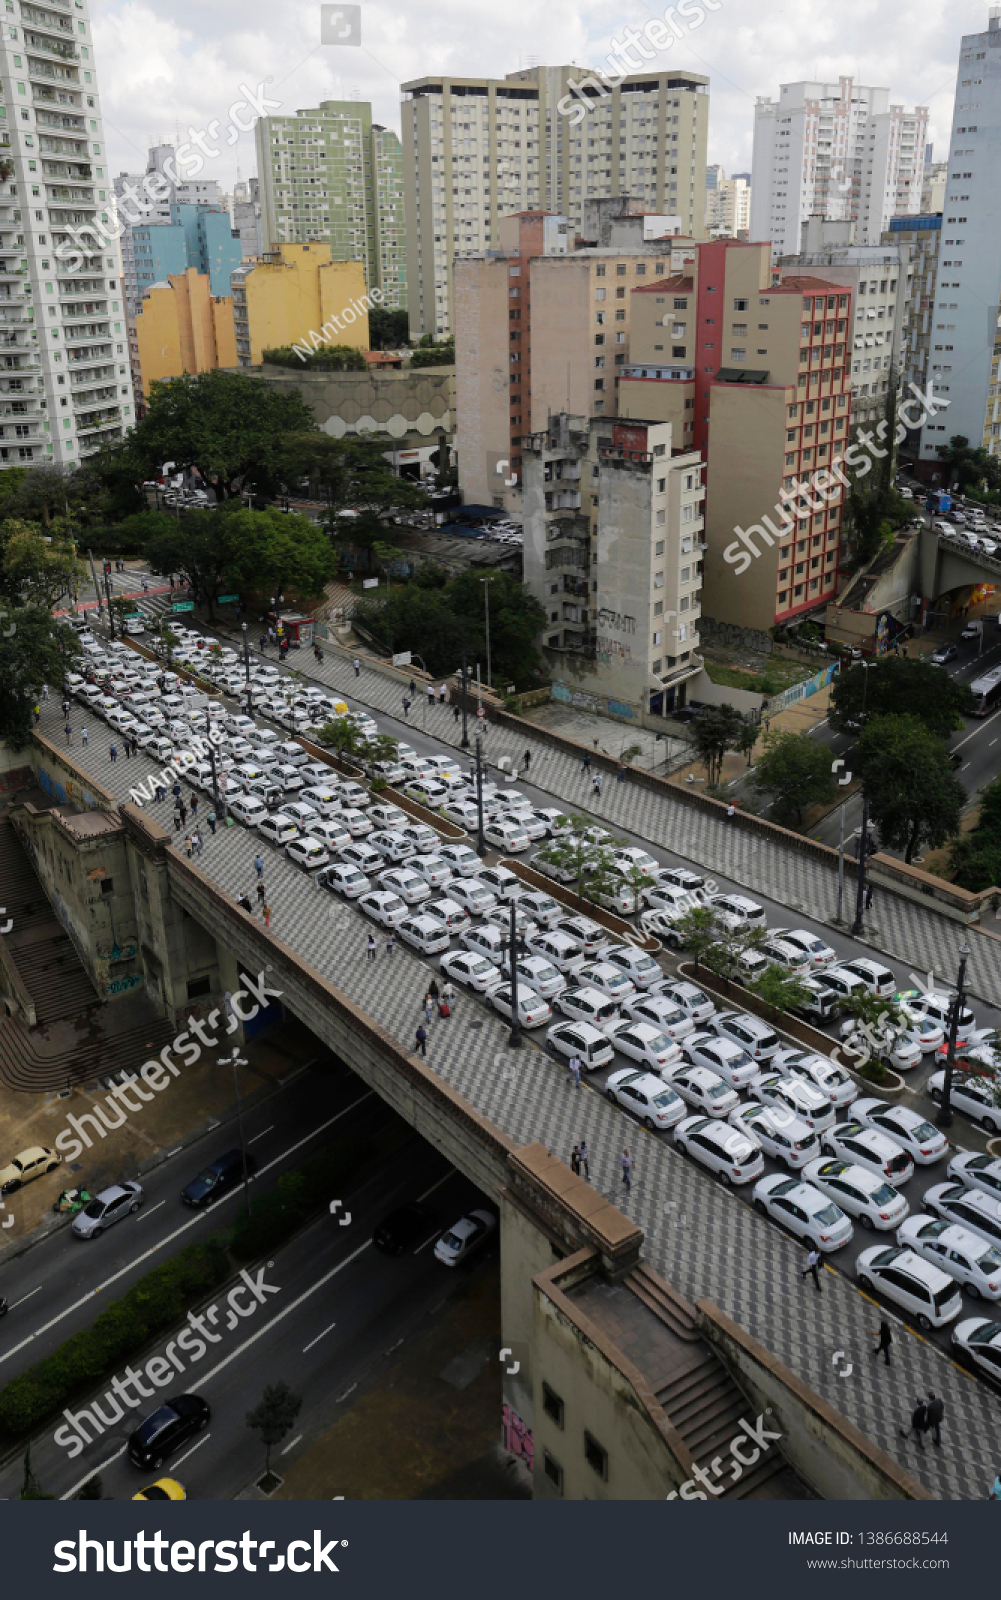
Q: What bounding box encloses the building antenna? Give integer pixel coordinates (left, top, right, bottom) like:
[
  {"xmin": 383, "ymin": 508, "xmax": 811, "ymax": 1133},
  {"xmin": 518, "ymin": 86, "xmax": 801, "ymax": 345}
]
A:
[{"xmin": 566, "ymin": 361, "xmax": 570, "ymax": 411}]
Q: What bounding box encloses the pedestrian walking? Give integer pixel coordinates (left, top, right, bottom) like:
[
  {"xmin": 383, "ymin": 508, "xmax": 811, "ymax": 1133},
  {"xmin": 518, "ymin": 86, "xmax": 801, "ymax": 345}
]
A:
[
  {"xmin": 193, "ymin": 828, "xmax": 204, "ymax": 857},
  {"xmin": 902, "ymin": 644, "xmax": 908, "ymax": 658},
  {"xmin": 727, "ymin": 802, "xmax": 735, "ymax": 821},
  {"xmin": 62, "ymin": 697, "xmax": 70, "ymax": 717},
  {"xmin": 64, "ymin": 723, "xmax": 73, "ymax": 745},
  {"xmin": 592, "ymin": 772, "xmax": 603, "ymax": 796},
  {"xmin": 109, "ymin": 742, "xmax": 117, "ymax": 762},
  {"xmin": 402, "ymin": 697, "xmax": 411, "ymax": 719},
  {"xmin": 353, "ymin": 658, "xmax": 361, "ymax": 678},
  {"xmin": 989, "ymin": 1473, "xmax": 1001, "ymax": 1500},
  {"xmin": 414, "ymin": 1023, "xmax": 427, "ymax": 1057},
  {"xmin": 172, "ymin": 781, "xmax": 181, "ymax": 802},
  {"xmin": 184, "ymin": 834, "xmax": 193, "ymax": 859},
  {"xmin": 169, "ymin": 577, "xmax": 175, "ymax": 591},
  {"xmin": 581, "ymin": 751, "xmax": 591, "ymax": 773},
  {"xmin": 385, "ymin": 932, "xmax": 395, "ymax": 956},
  {"xmin": 801, "ymin": 1247, "xmax": 822, "ymax": 1292},
  {"xmin": 926, "ymin": 1393, "xmax": 944, "ymax": 1448},
  {"xmin": 620, "ymin": 1148, "xmax": 633, "ymax": 1192},
  {"xmin": 617, "ymin": 764, "xmax": 626, "ymax": 782},
  {"xmin": 578, "ymin": 1139, "xmax": 590, "ymax": 1181},
  {"xmin": 566, "ymin": 1053, "xmax": 582, "ymax": 1088},
  {"xmin": 33, "ymin": 703, "xmax": 40, "ymax": 725},
  {"xmin": 207, "ymin": 810, "xmax": 216, "ymax": 834},
  {"xmin": 426, "ymin": 682, "xmax": 435, "ymax": 707},
  {"xmin": 899, "ymin": 1399, "xmax": 928, "ymax": 1450},
  {"xmin": 262, "ymin": 902, "xmax": 272, "ymax": 929},
  {"xmin": 423, "ymin": 992, "xmax": 434, "ymax": 1024},
  {"xmin": 439, "ymin": 981, "xmax": 454, "ymax": 1018},
  {"xmin": 865, "ymin": 884, "xmax": 874, "ymax": 911},
  {"xmin": 439, "ymin": 683, "xmax": 447, "ymax": 705},
  {"xmin": 409, "ymin": 678, "xmax": 417, "ymax": 699},
  {"xmin": 81, "ymin": 726, "xmax": 89, "ymax": 748},
  {"xmin": 253, "ymin": 853, "xmax": 264, "ymax": 880},
  {"xmin": 522, "ymin": 749, "xmax": 531, "ymax": 774},
  {"xmin": 427, "ymin": 978, "xmax": 440, "ymax": 1003},
  {"xmin": 571, "ymin": 1144, "xmax": 581, "ymax": 1176},
  {"xmin": 869, "ymin": 1320, "xmax": 893, "ymax": 1366},
  {"xmin": 256, "ymin": 880, "xmax": 266, "ymax": 905},
  {"xmin": 179, "ymin": 801, "xmax": 187, "ymax": 827},
  {"xmin": 453, "ymin": 703, "xmax": 461, "ymax": 724},
  {"xmin": 42, "ymin": 683, "xmax": 49, "ymax": 701},
  {"xmin": 366, "ymin": 934, "xmax": 376, "ymax": 962},
  {"xmin": 123, "ymin": 740, "xmax": 131, "ymax": 760},
  {"xmin": 190, "ymin": 794, "xmax": 198, "ymax": 818}
]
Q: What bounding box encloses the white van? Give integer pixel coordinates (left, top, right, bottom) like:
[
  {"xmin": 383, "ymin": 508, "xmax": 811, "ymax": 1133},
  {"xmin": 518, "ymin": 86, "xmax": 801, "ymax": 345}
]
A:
[
  {"xmin": 276, "ymin": 741, "xmax": 308, "ymax": 769},
  {"xmin": 229, "ymin": 793, "xmax": 269, "ymax": 829}
]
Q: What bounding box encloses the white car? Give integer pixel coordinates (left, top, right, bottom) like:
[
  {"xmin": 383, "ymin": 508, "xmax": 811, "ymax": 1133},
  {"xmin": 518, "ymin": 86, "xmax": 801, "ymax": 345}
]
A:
[
  {"xmin": 499, "ymin": 953, "xmax": 566, "ymax": 1000},
  {"xmin": 770, "ymin": 928, "xmax": 837, "ymax": 968},
  {"xmin": 545, "ymin": 1020, "xmax": 615, "ymax": 1073},
  {"xmin": 446, "ymin": 879, "xmax": 496, "ymax": 919},
  {"xmin": 300, "ymin": 784, "xmax": 342, "ymax": 818},
  {"xmin": 840, "ymin": 1023, "xmax": 922, "ymax": 1073},
  {"xmin": 897, "ymin": 1005, "xmax": 945, "ymax": 1055},
  {"xmin": 406, "ymin": 854, "xmax": 454, "ymax": 891},
  {"xmin": 511, "ymin": 889, "xmax": 563, "ymax": 930},
  {"xmin": 682, "ymin": 1032, "xmax": 760, "ymax": 1090},
  {"xmin": 749, "ymin": 1073, "xmax": 836, "ymax": 1134},
  {"xmin": 316, "ymin": 862, "xmax": 370, "ymax": 898},
  {"xmin": 901, "ymin": 990, "xmax": 977, "ymax": 1042},
  {"xmin": 399, "ymin": 823, "xmax": 438, "ymax": 855},
  {"xmin": 377, "ymin": 867, "xmax": 431, "ymax": 907},
  {"xmin": 557, "ymin": 915, "xmax": 606, "ymax": 955},
  {"xmin": 488, "ymin": 983, "xmax": 552, "ymax": 1029},
  {"xmin": 922, "ymin": 1183, "xmax": 1001, "ymax": 1251},
  {"xmin": 528, "ymin": 808, "xmax": 572, "ymax": 839},
  {"xmin": 397, "ymin": 914, "xmax": 451, "ymax": 956},
  {"xmin": 573, "ymin": 962, "xmax": 636, "ymax": 1004},
  {"xmin": 947, "ymin": 1152, "xmax": 1001, "ymax": 1201},
  {"xmin": 280, "ymin": 800, "xmax": 321, "ymax": 831},
  {"xmin": 603, "ymin": 1019, "xmax": 683, "ymax": 1073},
  {"xmin": 753, "ymin": 1175, "xmax": 852, "ymax": 1251},
  {"xmin": 477, "ymin": 865, "xmax": 522, "ymax": 902},
  {"xmin": 257, "ymin": 814, "xmax": 299, "ymax": 848},
  {"xmin": 368, "ymin": 802, "xmax": 408, "ymax": 832},
  {"xmin": 820, "ymin": 1120, "xmax": 915, "ymax": 1185},
  {"xmin": 605, "ymin": 1069, "xmax": 685, "ymax": 1131},
  {"xmin": 439, "ymin": 950, "xmax": 504, "ymax": 995},
  {"xmin": 926, "ymin": 1070, "xmax": 1001, "ymax": 1134},
  {"xmin": 228, "ymin": 793, "xmax": 269, "ymax": 829},
  {"xmin": 484, "ymin": 818, "xmax": 531, "ymax": 853},
  {"xmin": 856, "ymin": 1245, "xmax": 964, "ymax": 1330},
  {"xmin": 461, "ymin": 923, "xmax": 508, "ymax": 964},
  {"xmin": 421, "ymin": 896, "xmax": 470, "ymax": 936},
  {"xmin": 729, "ymin": 1103, "xmax": 820, "ymax": 1170},
  {"xmin": 503, "ymin": 809, "xmax": 547, "ymax": 842},
  {"xmin": 482, "ymin": 904, "xmax": 538, "ymax": 941},
  {"xmin": 370, "ymin": 830, "xmax": 415, "ymax": 864},
  {"xmin": 897, "ymin": 1215, "xmax": 1001, "ymax": 1300},
  {"xmin": 404, "ymin": 778, "xmax": 449, "ymax": 809},
  {"xmin": 951, "ymin": 1318, "xmax": 1001, "ymax": 1385},
  {"xmin": 852, "ymin": 1099, "xmax": 950, "ymax": 1166},
  {"xmin": 434, "ymin": 1209, "xmax": 497, "ymax": 1268},
  {"xmin": 623, "ymin": 993, "xmax": 695, "ymax": 1042},
  {"xmin": 555, "ymin": 986, "xmax": 621, "ymax": 1028},
  {"xmin": 661, "ymin": 1062, "xmax": 740, "ymax": 1119},
  {"xmin": 674, "ymin": 1115, "xmax": 764, "ymax": 1186},
  {"xmin": 442, "ymin": 800, "xmax": 483, "ymax": 832},
  {"xmin": 802, "ymin": 1157, "xmax": 909, "ymax": 1232},
  {"xmin": 525, "ymin": 930, "xmax": 586, "ymax": 975},
  {"xmin": 757, "ymin": 937, "xmax": 813, "ymax": 976},
  {"xmin": 357, "ymin": 889, "xmax": 409, "ymax": 928},
  {"xmin": 706, "ymin": 893, "xmax": 767, "ymax": 931},
  {"xmin": 840, "ymin": 957, "xmax": 897, "ymax": 999},
  {"xmin": 335, "ymin": 779, "xmax": 370, "ymax": 810},
  {"xmin": 307, "ymin": 818, "xmax": 354, "ymax": 853},
  {"xmin": 656, "ymin": 866, "xmax": 706, "ymax": 896},
  {"xmin": 710, "ymin": 1011, "xmax": 781, "ymax": 1063},
  {"xmin": 286, "ymin": 837, "xmax": 329, "ymax": 872},
  {"xmin": 610, "ymin": 847, "xmax": 661, "ymax": 879},
  {"xmin": 770, "ymin": 1048, "xmax": 857, "ymax": 1108},
  {"xmin": 661, "ymin": 981, "xmax": 715, "ymax": 1025},
  {"xmin": 339, "ymin": 807, "xmax": 374, "ymax": 839},
  {"xmin": 595, "ymin": 944, "xmax": 664, "ymax": 990}
]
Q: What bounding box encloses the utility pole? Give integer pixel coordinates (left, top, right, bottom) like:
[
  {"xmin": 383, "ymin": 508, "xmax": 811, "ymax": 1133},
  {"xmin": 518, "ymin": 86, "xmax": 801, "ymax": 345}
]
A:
[
  {"xmin": 481, "ymin": 575, "xmax": 493, "ymax": 689},
  {"xmin": 104, "ymin": 567, "xmax": 116, "ymax": 640},
  {"xmin": 474, "ymin": 730, "xmax": 486, "ymax": 857},
  {"xmin": 836, "ymin": 801, "xmax": 845, "ymax": 924},
  {"xmin": 507, "ymin": 898, "xmax": 522, "ymax": 1049},
  {"xmin": 87, "ymin": 548, "xmax": 102, "ymax": 621},
  {"xmin": 935, "ymin": 942, "xmax": 970, "ymax": 1130},
  {"xmin": 460, "ymin": 649, "xmax": 470, "ymax": 749},
  {"xmin": 851, "ymin": 794, "xmax": 870, "ymax": 938}
]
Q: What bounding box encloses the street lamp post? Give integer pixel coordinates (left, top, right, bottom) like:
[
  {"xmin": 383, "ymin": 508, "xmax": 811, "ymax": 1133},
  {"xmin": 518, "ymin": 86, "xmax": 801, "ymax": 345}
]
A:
[
  {"xmin": 221, "ymin": 1045, "xmax": 252, "ymax": 1216},
  {"xmin": 460, "ymin": 649, "xmax": 470, "ymax": 749},
  {"xmin": 474, "ymin": 730, "xmax": 486, "ymax": 857},
  {"xmin": 507, "ymin": 898, "xmax": 522, "ymax": 1050},
  {"xmin": 204, "ymin": 707, "xmax": 222, "ymax": 821},
  {"xmin": 241, "ymin": 621, "xmax": 251, "ymax": 684},
  {"xmin": 851, "ymin": 794, "xmax": 870, "ymax": 938},
  {"xmin": 480, "ymin": 576, "xmax": 493, "ymax": 690},
  {"xmin": 935, "ymin": 942, "xmax": 970, "ymax": 1130},
  {"xmin": 410, "ymin": 652, "xmax": 430, "ymax": 733},
  {"xmin": 104, "ymin": 570, "xmax": 116, "ymax": 640},
  {"xmin": 836, "ymin": 801, "xmax": 846, "ymax": 925}
]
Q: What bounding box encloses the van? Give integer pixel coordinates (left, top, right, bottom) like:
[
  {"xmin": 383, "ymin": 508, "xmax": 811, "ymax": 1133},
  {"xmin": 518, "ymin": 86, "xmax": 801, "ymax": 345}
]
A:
[
  {"xmin": 855, "ymin": 1246, "xmax": 963, "ymax": 1330},
  {"xmin": 244, "ymin": 776, "xmax": 283, "ymax": 809},
  {"xmin": 276, "ymin": 741, "xmax": 308, "ymax": 769},
  {"xmin": 228, "ymin": 794, "xmax": 269, "ymax": 829},
  {"xmin": 816, "ymin": 966, "xmax": 870, "ymax": 1007}
]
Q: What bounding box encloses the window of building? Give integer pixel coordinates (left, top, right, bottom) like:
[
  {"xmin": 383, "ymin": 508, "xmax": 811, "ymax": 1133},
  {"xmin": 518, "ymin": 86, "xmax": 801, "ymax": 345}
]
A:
[
  {"xmin": 652, "ymin": 629, "xmax": 663, "ymax": 646},
  {"xmin": 186, "ymin": 975, "xmax": 211, "ymax": 999},
  {"xmin": 543, "ymin": 1451, "xmax": 564, "ymax": 1493},
  {"xmin": 542, "ymin": 1384, "xmax": 565, "ymax": 1427},
  {"xmin": 99, "ymin": 879, "xmax": 114, "ymax": 896},
  {"xmin": 733, "ymin": 297, "xmax": 748, "ymax": 311},
  {"xmin": 673, "ymin": 298, "xmax": 687, "ymax": 309},
  {"xmin": 616, "ymin": 263, "xmax": 626, "ymax": 275},
  {"xmin": 615, "ymin": 287, "xmax": 625, "ymax": 299},
  {"xmin": 655, "ymin": 540, "xmax": 665, "ymax": 556}
]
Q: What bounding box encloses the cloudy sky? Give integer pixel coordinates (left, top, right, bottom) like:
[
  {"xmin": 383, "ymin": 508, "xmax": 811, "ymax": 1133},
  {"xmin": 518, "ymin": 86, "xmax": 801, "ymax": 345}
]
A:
[{"xmin": 93, "ymin": 0, "xmax": 982, "ymax": 189}]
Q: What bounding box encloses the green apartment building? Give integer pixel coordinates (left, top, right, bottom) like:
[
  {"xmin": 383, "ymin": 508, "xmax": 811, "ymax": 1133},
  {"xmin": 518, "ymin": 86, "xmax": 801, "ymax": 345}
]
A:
[{"xmin": 254, "ymin": 100, "xmax": 406, "ymax": 311}]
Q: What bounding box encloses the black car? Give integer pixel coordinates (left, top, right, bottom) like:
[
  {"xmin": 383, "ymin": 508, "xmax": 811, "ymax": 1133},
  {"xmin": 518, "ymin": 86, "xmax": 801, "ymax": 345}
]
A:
[
  {"xmin": 180, "ymin": 1148, "xmax": 256, "ymax": 1208},
  {"xmin": 373, "ymin": 1201, "xmax": 436, "ymax": 1255},
  {"xmin": 128, "ymin": 1394, "xmax": 210, "ymax": 1470}
]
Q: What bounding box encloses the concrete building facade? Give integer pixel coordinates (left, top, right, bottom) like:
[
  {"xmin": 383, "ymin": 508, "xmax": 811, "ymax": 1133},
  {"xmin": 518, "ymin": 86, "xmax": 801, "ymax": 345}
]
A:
[
  {"xmin": 255, "ymin": 101, "xmax": 406, "ymax": 311},
  {"xmin": 124, "ymin": 204, "xmax": 241, "ymax": 317},
  {"xmin": 885, "ymin": 213, "xmax": 942, "ymax": 462},
  {"xmin": 243, "ymin": 359, "xmax": 453, "ymax": 464},
  {"xmin": 751, "ymin": 79, "xmax": 927, "ymax": 259},
  {"xmin": 134, "ymin": 268, "xmax": 238, "ymax": 395},
  {"xmin": 705, "ymin": 176, "xmax": 750, "ymax": 238},
  {"xmin": 229, "ymin": 242, "xmax": 369, "ymax": 367},
  {"xmin": 402, "ymin": 67, "xmax": 708, "ymax": 340},
  {"xmin": 232, "ymin": 176, "xmax": 262, "ymax": 263},
  {"xmin": 921, "ymin": 160, "xmax": 947, "ymax": 214}
]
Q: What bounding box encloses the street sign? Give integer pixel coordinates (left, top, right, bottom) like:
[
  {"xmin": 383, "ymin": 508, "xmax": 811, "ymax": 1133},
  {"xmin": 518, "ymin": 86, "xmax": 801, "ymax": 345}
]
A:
[
  {"xmin": 477, "ymin": 706, "xmax": 486, "ymax": 719},
  {"xmin": 218, "ymin": 593, "xmax": 239, "ymax": 604},
  {"xmin": 392, "ymin": 651, "xmax": 412, "ymax": 667},
  {"xmin": 362, "ymin": 578, "xmax": 379, "ymax": 589},
  {"xmin": 171, "ymin": 600, "xmax": 194, "ymax": 613},
  {"xmin": 122, "ymin": 613, "xmax": 140, "ymax": 621}
]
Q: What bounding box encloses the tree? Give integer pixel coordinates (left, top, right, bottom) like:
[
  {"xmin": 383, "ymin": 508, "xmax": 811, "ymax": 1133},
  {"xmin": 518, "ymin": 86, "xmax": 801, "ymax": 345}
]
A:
[
  {"xmin": 0, "ymin": 519, "xmax": 84, "ymax": 610},
  {"xmin": 838, "ymin": 991, "xmax": 904, "ymax": 1077},
  {"xmin": 0, "ymin": 609, "xmax": 78, "ymax": 747},
  {"xmin": 410, "ymin": 335, "xmax": 455, "ymax": 368},
  {"xmin": 949, "ymin": 778, "xmax": 1001, "ymax": 890},
  {"xmin": 371, "ymin": 540, "xmax": 404, "ymax": 579},
  {"xmin": 262, "ymin": 342, "xmax": 367, "ymax": 371},
  {"xmin": 118, "ymin": 369, "xmax": 317, "ymax": 501},
  {"xmin": 369, "ymin": 306, "xmax": 410, "ymax": 350},
  {"xmin": 246, "ymin": 1380, "xmax": 302, "ymax": 1484},
  {"xmin": 281, "ymin": 435, "xmax": 427, "ymax": 523},
  {"xmin": 704, "ymin": 920, "xmax": 767, "ymax": 992},
  {"xmin": 139, "ymin": 505, "xmax": 335, "ymax": 620},
  {"xmin": 936, "ymin": 434, "xmax": 997, "ymax": 494},
  {"xmin": 74, "ymin": 1476, "xmax": 104, "ymax": 1500},
  {"xmin": 858, "ymin": 714, "xmax": 965, "ymax": 864},
  {"xmin": 689, "ymin": 703, "xmax": 742, "ymax": 787},
  {"xmin": 830, "ymin": 657, "xmax": 974, "ymax": 737},
  {"xmin": 616, "ymin": 864, "xmax": 653, "ymax": 916},
  {"xmin": 535, "ymin": 820, "xmax": 623, "ymax": 902},
  {"xmin": 736, "ymin": 718, "xmax": 758, "ymax": 767},
  {"xmin": 356, "ymin": 567, "xmax": 547, "ymax": 690},
  {"xmin": 747, "ymin": 963, "xmax": 813, "ymax": 1018},
  {"xmin": 748, "ymin": 729, "xmax": 837, "ymax": 826},
  {"xmin": 672, "ymin": 904, "xmax": 724, "ymax": 972}
]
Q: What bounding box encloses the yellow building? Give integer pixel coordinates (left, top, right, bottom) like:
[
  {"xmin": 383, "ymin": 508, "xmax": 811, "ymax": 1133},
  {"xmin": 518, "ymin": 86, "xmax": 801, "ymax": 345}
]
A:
[
  {"xmin": 229, "ymin": 243, "xmax": 370, "ymax": 367},
  {"xmin": 134, "ymin": 268, "xmax": 238, "ymax": 396}
]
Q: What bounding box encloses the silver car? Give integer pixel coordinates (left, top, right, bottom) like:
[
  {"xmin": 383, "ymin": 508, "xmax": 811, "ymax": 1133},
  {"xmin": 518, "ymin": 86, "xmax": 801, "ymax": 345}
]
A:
[{"xmin": 72, "ymin": 1180, "xmax": 145, "ymax": 1238}]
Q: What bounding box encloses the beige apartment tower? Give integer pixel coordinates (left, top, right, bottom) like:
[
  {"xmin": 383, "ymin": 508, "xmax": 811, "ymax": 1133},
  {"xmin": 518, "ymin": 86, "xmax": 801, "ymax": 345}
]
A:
[{"xmin": 402, "ymin": 66, "xmax": 708, "ymax": 340}]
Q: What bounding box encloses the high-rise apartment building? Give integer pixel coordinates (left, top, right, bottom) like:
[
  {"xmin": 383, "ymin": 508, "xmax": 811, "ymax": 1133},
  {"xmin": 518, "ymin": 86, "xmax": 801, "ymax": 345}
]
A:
[
  {"xmin": 454, "ymin": 205, "xmax": 684, "ymax": 512},
  {"xmin": 0, "ymin": 1, "xmax": 132, "ymax": 468},
  {"xmin": 885, "ymin": 213, "xmax": 942, "ymax": 462},
  {"xmin": 921, "ymin": 161, "xmax": 947, "ymax": 214},
  {"xmin": 402, "ymin": 66, "xmax": 708, "ymax": 340},
  {"xmin": 232, "ymin": 177, "xmax": 262, "ymax": 263},
  {"xmin": 751, "ymin": 78, "xmax": 927, "ymax": 258},
  {"xmin": 122, "ymin": 205, "xmax": 241, "ymax": 317},
  {"xmin": 521, "ymin": 412, "xmax": 704, "ymax": 719},
  {"xmin": 134, "ymin": 268, "xmax": 237, "ymax": 395},
  {"xmin": 618, "ymin": 240, "xmax": 852, "ymax": 632},
  {"xmin": 705, "ymin": 176, "xmax": 750, "ymax": 238},
  {"xmin": 919, "ymin": 11, "xmax": 1001, "ymax": 466},
  {"xmin": 780, "ymin": 216, "xmax": 907, "ymax": 426},
  {"xmin": 254, "ymin": 101, "xmax": 406, "ymax": 311}
]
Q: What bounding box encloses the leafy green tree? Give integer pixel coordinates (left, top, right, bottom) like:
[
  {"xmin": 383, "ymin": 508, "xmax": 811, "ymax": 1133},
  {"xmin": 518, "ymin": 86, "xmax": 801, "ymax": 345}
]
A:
[
  {"xmin": 747, "ymin": 963, "xmax": 813, "ymax": 1017},
  {"xmin": 858, "ymin": 713, "xmax": 965, "ymax": 864},
  {"xmin": 246, "ymin": 1380, "xmax": 302, "ymax": 1482},
  {"xmin": 410, "ymin": 335, "xmax": 455, "ymax": 368},
  {"xmin": 689, "ymin": 703, "xmax": 742, "ymax": 786},
  {"xmin": 371, "ymin": 540, "xmax": 404, "ymax": 578},
  {"xmin": 281, "ymin": 435, "xmax": 426, "ymax": 523},
  {"xmin": 704, "ymin": 921, "xmax": 767, "ymax": 992},
  {"xmin": 535, "ymin": 820, "xmax": 623, "ymax": 902},
  {"xmin": 672, "ymin": 904, "xmax": 723, "ymax": 972},
  {"xmin": 117, "ymin": 369, "xmax": 317, "ymax": 501},
  {"xmin": 616, "ymin": 864, "xmax": 652, "ymax": 916},
  {"xmin": 368, "ymin": 306, "xmax": 410, "ymax": 349},
  {"xmin": 262, "ymin": 342, "xmax": 367, "ymax": 371},
  {"xmin": 139, "ymin": 505, "xmax": 335, "ymax": 620},
  {"xmin": 0, "ymin": 519, "xmax": 84, "ymax": 610},
  {"xmin": 936, "ymin": 434, "xmax": 998, "ymax": 493},
  {"xmin": 830, "ymin": 657, "xmax": 974, "ymax": 737},
  {"xmin": 736, "ymin": 719, "xmax": 758, "ymax": 766},
  {"xmin": 949, "ymin": 778, "xmax": 1001, "ymax": 890},
  {"xmin": 0, "ymin": 609, "xmax": 78, "ymax": 747},
  {"xmin": 748, "ymin": 729, "xmax": 837, "ymax": 826},
  {"xmin": 356, "ymin": 567, "xmax": 546, "ymax": 690}
]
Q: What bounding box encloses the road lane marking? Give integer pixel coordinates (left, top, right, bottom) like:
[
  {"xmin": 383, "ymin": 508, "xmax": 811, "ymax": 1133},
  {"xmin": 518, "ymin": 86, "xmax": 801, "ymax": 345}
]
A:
[
  {"xmin": 302, "ymin": 1320, "xmax": 337, "ymax": 1353},
  {"xmin": 170, "ymin": 1433, "xmax": 212, "ymax": 1471},
  {"xmin": 281, "ymin": 1433, "xmax": 303, "ymax": 1455},
  {"xmin": 9, "ymin": 1286, "xmax": 42, "ymax": 1310},
  {"xmin": 61, "ymin": 1445, "xmax": 126, "ymax": 1500},
  {"xmin": 414, "ymin": 1232, "xmax": 440, "ymax": 1254},
  {"xmin": 248, "ymin": 1125, "xmax": 274, "ymax": 1145},
  {"xmin": 0, "ymin": 1092, "xmax": 374, "ymax": 1369}
]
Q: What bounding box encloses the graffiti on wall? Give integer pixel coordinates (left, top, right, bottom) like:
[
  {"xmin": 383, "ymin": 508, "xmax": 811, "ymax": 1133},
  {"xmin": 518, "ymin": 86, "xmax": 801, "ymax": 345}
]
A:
[
  {"xmin": 107, "ymin": 973, "xmax": 142, "ymax": 996},
  {"xmin": 501, "ymin": 1403, "xmax": 534, "ymax": 1472},
  {"xmin": 699, "ymin": 616, "xmax": 774, "ymax": 656}
]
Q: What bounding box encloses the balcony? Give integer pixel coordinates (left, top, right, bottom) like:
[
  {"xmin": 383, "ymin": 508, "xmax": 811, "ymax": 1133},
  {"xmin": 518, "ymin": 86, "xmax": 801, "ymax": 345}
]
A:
[{"xmin": 544, "ymin": 490, "xmax": 581, "ymax": 511}]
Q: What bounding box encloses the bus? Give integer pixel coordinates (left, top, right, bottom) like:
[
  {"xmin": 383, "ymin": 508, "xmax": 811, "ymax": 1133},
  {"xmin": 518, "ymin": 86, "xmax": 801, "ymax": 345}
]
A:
[{"xmin": 969, "ymin": 663, "xmax": 1001, "ymax": 716}]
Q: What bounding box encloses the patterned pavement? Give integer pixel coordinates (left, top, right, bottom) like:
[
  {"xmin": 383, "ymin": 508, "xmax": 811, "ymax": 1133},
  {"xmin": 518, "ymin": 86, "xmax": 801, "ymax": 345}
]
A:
[{"xmin": 36, "ymin": 692, "xmax": 1001, "ymax": 1499}]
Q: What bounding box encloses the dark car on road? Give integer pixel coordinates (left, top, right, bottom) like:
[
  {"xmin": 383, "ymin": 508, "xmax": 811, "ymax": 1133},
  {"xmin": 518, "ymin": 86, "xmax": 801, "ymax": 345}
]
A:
[
  {"xmin": 373, "ymin": 1201, "xmax": 436, "ymax": 1255},
  {"xmin": 180, "ymin": 1148, "xmax": 256, "ymax": 1208},
  {"xmin": 128, "ymin": 1394, "xmax": 210, "ymax": 1470}
]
